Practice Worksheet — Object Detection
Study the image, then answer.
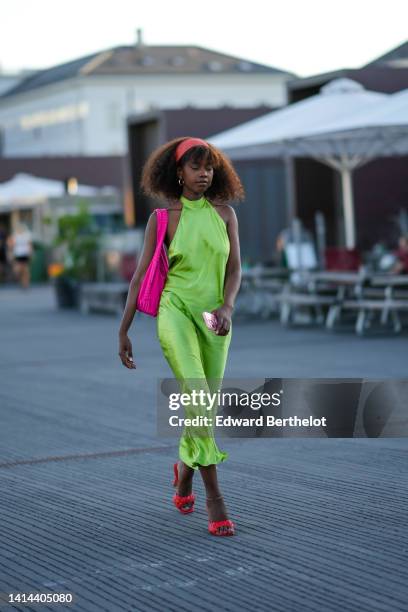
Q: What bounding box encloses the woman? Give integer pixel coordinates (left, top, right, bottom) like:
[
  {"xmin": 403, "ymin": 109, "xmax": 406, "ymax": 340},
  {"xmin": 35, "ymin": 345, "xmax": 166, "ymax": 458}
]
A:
[
  {"xmin": 118, "ymin": 137, "xmax": 243, "ymax": 536},
  {"xmin": 8, "ymin": 223, "xmax": 32, "ymax": 289},
  {"xmin": 0, "ymin": 223, "xmax": 9, "ymax": 282},
  {"xmin": 390, "ymin": 235, "xmax": 408, "ymax": 274}
]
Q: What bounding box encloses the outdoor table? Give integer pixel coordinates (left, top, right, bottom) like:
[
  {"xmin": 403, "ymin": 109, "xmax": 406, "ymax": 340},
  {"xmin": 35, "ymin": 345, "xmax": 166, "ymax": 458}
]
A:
[
  {"xmin": 323, "ymin": 272, "xmax": 408, "ymax": 335},
  {"xmin": 307, "ymin": 271, "xmax": 369, "ymax": 283},
  {"xmin": 241, "ymin": 267, "xmax": 290, "ymax": 281},
  {"xmin": 285, "ymin": 271, "xmax": 368, "ymax": 331},
  {"xmin": 306, "ymin": 270, "xmax": 372, "ymax": 300},
  {"xmin": 238, "ymin": 267, "xmax": 289, "ymax": 318},
  {"xmin": 275, "ymin": 269, "xmax": 356, "ymax": 326},
  {"xmin": 370, "ymin": 274, "xmax": 408, "ymax": 296},
  {"xmin": 367, "ymin": 274, "xmax": 408, "ymax": 328},
  {"xmin": 80, "ymin": 282, "xmax": 129, "ymax": 315}
]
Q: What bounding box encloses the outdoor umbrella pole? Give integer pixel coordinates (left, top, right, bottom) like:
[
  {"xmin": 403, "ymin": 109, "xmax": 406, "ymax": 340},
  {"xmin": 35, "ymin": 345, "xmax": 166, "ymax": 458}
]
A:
[
  {"xmin": 314, "ymin": 152, "xmax": 361, "ymax": 251},
  {"xmin": 340, "ymin": 164, "xmax": 356, "ymax": 250}
]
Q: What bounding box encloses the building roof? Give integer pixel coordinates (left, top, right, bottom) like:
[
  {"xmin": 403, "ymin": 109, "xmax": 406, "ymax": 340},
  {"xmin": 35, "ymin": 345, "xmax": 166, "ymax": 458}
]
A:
[
  {"xmin": 364, "ymin": 40, "xmax": 408, "ymax": 68},
  {"xmin": 286, "ymin": 68, "xmax": 350, "ymax": 91},
  {"xmin": 1, "ymin": 44, "xmax": 294, "ymax": 99},
  {"xmin": 285, "ymin": 40, "xmax": 408, "ymax": 98}
]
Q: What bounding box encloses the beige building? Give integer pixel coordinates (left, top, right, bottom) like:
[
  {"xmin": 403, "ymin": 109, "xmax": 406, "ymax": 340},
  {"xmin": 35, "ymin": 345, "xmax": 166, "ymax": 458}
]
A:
[{"xmin": 0, "ymin": 31, "xmax": 295, "ymax": 159}]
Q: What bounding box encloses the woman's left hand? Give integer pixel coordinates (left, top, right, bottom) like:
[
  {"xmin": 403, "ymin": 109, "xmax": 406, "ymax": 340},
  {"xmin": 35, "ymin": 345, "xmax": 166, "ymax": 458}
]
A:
[{"xmin": 211, "ymin": 304, "xmax": 233, "ymax": 336}]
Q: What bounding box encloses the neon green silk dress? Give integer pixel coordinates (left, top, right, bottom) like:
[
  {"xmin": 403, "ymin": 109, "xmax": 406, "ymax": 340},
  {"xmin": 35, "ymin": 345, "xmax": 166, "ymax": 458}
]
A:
[{"xmin": 157, "ymin": 194, "xmax": 232, "ymax": 470}]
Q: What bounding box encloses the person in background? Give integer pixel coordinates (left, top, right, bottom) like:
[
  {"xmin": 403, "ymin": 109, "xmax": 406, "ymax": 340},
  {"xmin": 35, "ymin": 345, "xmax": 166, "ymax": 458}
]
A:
[
  {"xmin": 275, "ymin": 232, "xmax": 288, "ymax": 268},
  {"xmin": 8, "ymin": 223, "xmax": 32, "ymax": 289},
  {"xmin": 389, "ymin": 235, "xmax": 408, "ymax": 274},
  {"xmin": 0, "ymin": 223, "xmax": 9, "ymax": 282}
]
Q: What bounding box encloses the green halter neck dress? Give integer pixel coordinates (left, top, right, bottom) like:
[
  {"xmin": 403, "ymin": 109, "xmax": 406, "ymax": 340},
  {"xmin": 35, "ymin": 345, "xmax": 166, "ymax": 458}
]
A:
[{"xmin": 157, "ymin": 194, "xmax": 232, "ymax": 470}]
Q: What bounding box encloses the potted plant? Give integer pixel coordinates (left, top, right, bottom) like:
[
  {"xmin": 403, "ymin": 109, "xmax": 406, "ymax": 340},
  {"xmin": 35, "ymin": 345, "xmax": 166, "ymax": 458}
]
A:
[{"xmin": 47, "ymin": 200, "xmax": 100, "ymax": 308}]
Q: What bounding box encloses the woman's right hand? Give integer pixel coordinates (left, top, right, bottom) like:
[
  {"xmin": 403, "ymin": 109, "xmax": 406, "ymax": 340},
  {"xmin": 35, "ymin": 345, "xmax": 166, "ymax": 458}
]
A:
[{"xmin": 118, "ymin": 333, "xmax": 136, "ymax": 369}]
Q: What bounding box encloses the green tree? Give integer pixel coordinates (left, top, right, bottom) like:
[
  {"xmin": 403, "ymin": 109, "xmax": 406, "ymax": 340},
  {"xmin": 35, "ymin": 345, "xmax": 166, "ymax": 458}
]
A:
[{"xmin": 53, "ymin": 200, "xmax": 100, "ymax": 281}]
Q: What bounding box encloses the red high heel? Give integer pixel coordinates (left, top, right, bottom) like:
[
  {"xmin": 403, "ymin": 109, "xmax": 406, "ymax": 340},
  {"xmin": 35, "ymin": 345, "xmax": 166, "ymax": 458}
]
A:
[
  {"xmin": 207, "ymin": 495, "xmax": 235, "ymax": 536},
  {"xmin": 172, "ymin": 462, "xmax": 196, "ymax": 514}
]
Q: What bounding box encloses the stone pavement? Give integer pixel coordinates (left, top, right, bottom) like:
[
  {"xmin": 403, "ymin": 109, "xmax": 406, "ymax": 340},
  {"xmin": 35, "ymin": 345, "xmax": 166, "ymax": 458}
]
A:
[{"xmin": 0, "ymin": 284, "xmax": 407, "ymax": 611}]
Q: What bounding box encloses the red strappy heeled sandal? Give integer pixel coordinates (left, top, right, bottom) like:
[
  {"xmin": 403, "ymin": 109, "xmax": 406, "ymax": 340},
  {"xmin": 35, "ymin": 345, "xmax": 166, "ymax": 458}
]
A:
[
  {"xmin": 207, "ymin": 495, "xmax": 235, "ymax": 536},
  {"xmin": 172, "ymin": 461, "xmax": 196, "ymax": 514}
]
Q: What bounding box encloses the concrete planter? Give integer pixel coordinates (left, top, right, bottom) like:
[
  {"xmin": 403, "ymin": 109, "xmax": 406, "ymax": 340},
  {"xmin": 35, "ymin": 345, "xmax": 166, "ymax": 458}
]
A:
[{"xmin": 54, "ymin": 276, "xmax": 81, "ymax": 309}]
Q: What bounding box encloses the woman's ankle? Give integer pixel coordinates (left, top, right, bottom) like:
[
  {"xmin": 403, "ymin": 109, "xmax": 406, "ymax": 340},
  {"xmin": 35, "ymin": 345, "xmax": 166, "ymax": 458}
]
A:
[
  {"xmin": 205, "ymin": 489, "xmax": 222, "ymax": 500},
  {"xmin": 180, "ymin": 461, "xmax": 194, "ymax": 477},
  {"xmin": 206, "ymin": 495, "xmax": 229, "ymax": 522}
]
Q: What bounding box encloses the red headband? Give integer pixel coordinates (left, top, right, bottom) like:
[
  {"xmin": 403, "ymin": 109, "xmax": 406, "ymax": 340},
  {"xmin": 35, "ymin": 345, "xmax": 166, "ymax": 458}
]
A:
[{"xmin": 175, "ymin": 137, "xmax": 209, "ymax": 162}]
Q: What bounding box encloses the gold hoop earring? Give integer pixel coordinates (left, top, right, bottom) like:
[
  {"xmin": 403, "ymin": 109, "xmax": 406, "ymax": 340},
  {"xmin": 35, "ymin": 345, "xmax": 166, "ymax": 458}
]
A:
[{"xmin": 178, "ymin": 177, "xmax": 184, "ymax": 186}]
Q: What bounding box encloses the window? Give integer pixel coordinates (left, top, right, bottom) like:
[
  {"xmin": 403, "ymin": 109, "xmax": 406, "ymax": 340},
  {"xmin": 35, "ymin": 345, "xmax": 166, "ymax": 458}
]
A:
[
  {"xmin": 238, "ymin": 61, "xmax": 253, "ymax": 72},
  {"xmin": 106, "ymin": 102, "xmax": 121, "ymax": 130},
  {"xmin": 171, "ymin": 55, "xmax": 186, "ymax": 66},
  {"xmin": 140, "ymin": 55, "xmax": 155, "ymax": 66},
  {"xmin": 207, "ymin": 60, "xmax": 223, "ymax": 72}
]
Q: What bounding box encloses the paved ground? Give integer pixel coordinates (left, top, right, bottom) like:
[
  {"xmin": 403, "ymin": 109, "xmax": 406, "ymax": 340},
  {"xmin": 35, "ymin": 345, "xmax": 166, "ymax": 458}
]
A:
[{"xmin": 0, "ymin": 284, "xmax": 407, "ymax": 611}]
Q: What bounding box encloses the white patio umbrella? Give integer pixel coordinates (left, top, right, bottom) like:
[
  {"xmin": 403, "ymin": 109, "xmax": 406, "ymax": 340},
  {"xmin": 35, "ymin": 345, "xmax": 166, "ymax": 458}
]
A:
[
  {"xmin": 306, "ymin": 86, "xmax": 408, "ymax": 153},
  {"xmin": 277, "ymin": 88, "xmax": 408, "ymax": 248},
  {"xmin": 0, "ymin": 173, "xmax": 117, "ymax": 204},
  {"xmin": 208, "ymin": 79, "xmax": 405, "ymax": 248}
]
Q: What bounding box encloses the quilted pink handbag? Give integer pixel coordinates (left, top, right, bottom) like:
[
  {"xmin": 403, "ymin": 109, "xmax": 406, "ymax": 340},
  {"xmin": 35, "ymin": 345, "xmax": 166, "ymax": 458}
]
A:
[{"xmin": 136, "ymin": 208, "xmax": 169, "ymax": 317}]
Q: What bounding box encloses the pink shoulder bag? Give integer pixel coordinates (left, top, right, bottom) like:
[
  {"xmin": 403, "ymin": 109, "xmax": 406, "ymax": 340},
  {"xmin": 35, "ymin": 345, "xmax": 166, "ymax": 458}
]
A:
[{"xmin": 136, "ymin": 208, "xmax": 169, "ymax": 317}]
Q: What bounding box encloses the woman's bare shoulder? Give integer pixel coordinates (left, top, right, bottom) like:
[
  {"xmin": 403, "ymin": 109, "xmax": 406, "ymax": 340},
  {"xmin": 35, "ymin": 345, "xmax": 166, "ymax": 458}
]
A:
[
  {"xmin": 208, "ymin": 200, "xmax": 235, "ymax": 224},
  {"xmin": 166, "ymin": 199, "xmax": 182, "ymax": 212}
]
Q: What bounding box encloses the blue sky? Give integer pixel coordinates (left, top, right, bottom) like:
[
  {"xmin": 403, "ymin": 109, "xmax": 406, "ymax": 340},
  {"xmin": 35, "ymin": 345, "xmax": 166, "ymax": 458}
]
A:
[{"xmin": 1, "ymin": 0, "xmax": 407, "ymax": 77}]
